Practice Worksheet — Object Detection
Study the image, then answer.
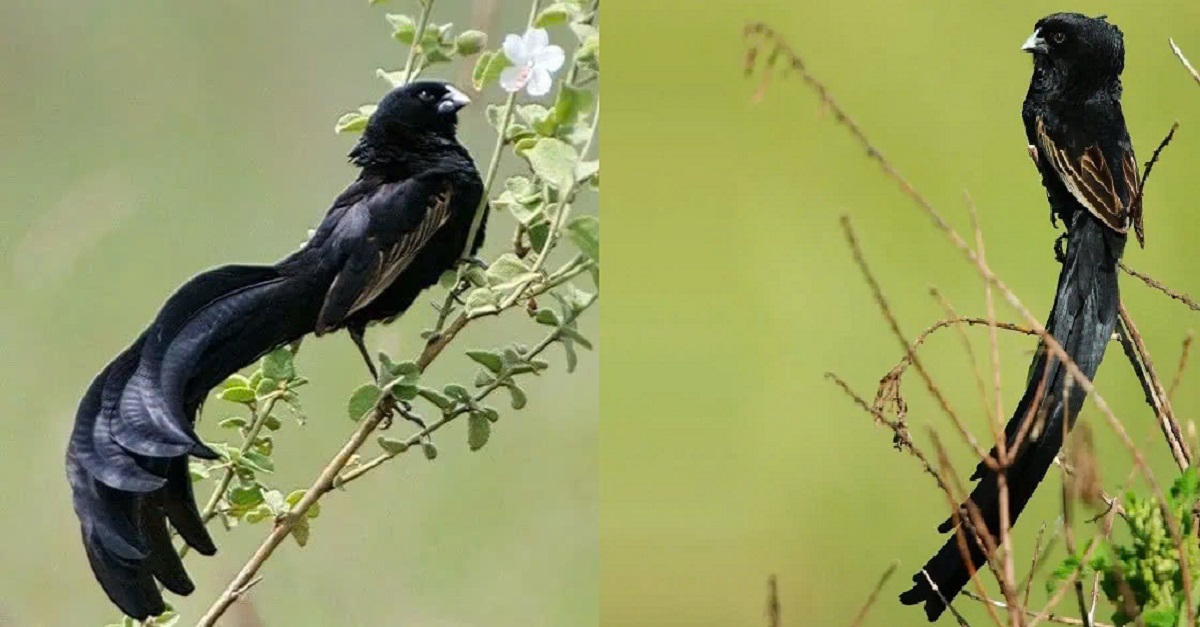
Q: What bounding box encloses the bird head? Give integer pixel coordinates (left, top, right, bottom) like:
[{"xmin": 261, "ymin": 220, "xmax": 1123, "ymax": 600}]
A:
[
  {"xmin": 1022, "ymin": 13, "xmax": 1125, "ymax": 82},
  {"xmin": 366, "ymin": 80, "xmax": 473, "ymax": 139}
]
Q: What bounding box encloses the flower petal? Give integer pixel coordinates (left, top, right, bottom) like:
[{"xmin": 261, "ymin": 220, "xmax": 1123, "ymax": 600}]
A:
[
  {"xmin": 522, "ymin": 28, "xmax": 549, "ymax": 54},
  {"xmin": 526, "ymin": 68, "xmax": 552, "ymax": 97},
  {"xmin": 499, "ymin": 65, "xmax": 527, "ymax": 93},
  {"xmin": 534, "ymin": 44, "xmax": 565, "ymax": 73},
  {"xmin": 502, "ymin": 34, "xmax": 528, "ymax": 64}
]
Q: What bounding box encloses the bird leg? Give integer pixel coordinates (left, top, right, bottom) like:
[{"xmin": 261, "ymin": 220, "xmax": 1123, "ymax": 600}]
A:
[
  {"xmin": 348, "ymin": 326, "xmax": 379, "ymax": 382},
  {"xmin": 347, "ymin": 326, "xmax": 424, "ymax": 432}
]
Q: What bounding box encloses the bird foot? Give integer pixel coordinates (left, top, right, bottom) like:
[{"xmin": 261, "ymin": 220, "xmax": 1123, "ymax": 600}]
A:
[{"xmin": 379, "ymin": 398, "xmax": 425, "ymax": 432}]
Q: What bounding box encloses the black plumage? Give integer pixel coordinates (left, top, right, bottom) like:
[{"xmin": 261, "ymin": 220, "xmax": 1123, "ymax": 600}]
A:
[
  {"xmin": 900, "ymin": 13, "xmax": 1139, "ymax": 621},
  {"xmin": 67, "ymin": 80, "xmax": 487, "ymax": 619}
]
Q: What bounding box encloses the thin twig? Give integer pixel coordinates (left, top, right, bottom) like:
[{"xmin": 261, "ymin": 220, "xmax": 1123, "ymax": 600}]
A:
[
  {"xmin": 962, "ymin": 591, "xmax": 1115, "ymax": 627},
  {"xmin": 1170, "ymin": 39, "xmax": 1200, "ymax": 87},
  {"xmin": 1168, "ymin": 331, "xmax": 1194, "ymax": 401},
  {"xmin": 848, "ymin": 561, "xmax": 897, "ymax": 627},
  {"xmin": 842, "ymin": 216, "xmax": 996, "ymax": 468},
  {"xmin": 1120, "ymin": 263, "xmax": 1200, "ymax": 312},
  {"xmin": 765, "ymin": 575, "xmax": 780, "ymax": 627},
  {"xmin": 1116, "ymin": 302, "xmax": 1190, "ymax": 471}
]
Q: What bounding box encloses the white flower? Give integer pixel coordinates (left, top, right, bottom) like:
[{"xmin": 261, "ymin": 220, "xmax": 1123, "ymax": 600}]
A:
[{"xmin": 499, "ymin": 28, "xmax": 565, "ymax": 97}]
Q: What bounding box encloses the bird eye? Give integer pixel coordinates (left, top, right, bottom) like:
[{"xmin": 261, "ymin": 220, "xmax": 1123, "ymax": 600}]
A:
[
  {"xmin": 417, "ymin": 90, "xmax": 435, "ymax": 102},
  {"xmin": 1051, "ymin": 32, "xmax": 1066, "ymax": 44}
]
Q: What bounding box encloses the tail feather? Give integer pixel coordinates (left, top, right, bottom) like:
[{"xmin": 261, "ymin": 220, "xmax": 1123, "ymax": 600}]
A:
[
  {"xmin": 68, "ymin": 264, "xmax": 317, "ymax": 619},
  {"xmin": 160, "ymin": 456, "xmax": 216, "ymax": 556},
  {"xmin": 139, "ymin": 496, "xmax": 196, "ymax": 596},
  {"xmin": 111, "ymin": 266, "xmax": 285, "ymax": 458},
  {"xmin": 73, "ymin": 340, "xmax": 167, "ymax": 493},
  {"xmin": 900, "ymin": 215, "xmax": 1124, "ymax": 621}
]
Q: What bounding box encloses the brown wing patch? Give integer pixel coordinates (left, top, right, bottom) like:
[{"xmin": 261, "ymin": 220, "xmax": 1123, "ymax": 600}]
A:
[
  {"xmin": 347, "ymin": 184, "xmax": 454, "ymax": 315},
  {"xmin": 1121, "ymin": 150, "xmax": 1144, "ymax": 247},
  {"xmin": 1036, "ymin": 117, "xmax": 1129, "ymax": 235}
]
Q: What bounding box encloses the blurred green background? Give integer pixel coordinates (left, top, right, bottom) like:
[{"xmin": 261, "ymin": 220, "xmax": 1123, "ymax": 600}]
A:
[
  {"xmin": 606, "ymin": 1, "xmax": 1200, "ymax": 626},
  {"xmin": 0, "ymin": 1, "xmax": 596, "ymax": 625}
]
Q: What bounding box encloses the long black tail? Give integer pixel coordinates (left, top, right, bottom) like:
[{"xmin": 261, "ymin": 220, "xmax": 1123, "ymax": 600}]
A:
[
  {"xmin": 67, "ymin": 264, "xmax": 321, "ymax": 619},
  {"xmin": 899, "ymin": 212, "xmax": 1125, "ymax": 621}
]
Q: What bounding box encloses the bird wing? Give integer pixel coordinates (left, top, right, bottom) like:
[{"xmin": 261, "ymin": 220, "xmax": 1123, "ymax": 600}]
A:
[
  {"xmin": 1035, "ymin": 116, "xmax": 1141, "ymax": 243},
  {"xmin": 316, "ymin": 177, "xmax": 456, "ymax": 331}
]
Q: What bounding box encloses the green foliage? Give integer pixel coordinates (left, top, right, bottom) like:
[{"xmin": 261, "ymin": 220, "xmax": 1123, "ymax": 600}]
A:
[{"xmin": 1047, "ymin": 469, "xmax": 1200, "ymax": 626}]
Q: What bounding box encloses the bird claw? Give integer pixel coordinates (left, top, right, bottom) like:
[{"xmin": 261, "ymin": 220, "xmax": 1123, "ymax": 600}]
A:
[{"xmin": 379, "ymin": 398, "xmax": 425, "ymax": 432}]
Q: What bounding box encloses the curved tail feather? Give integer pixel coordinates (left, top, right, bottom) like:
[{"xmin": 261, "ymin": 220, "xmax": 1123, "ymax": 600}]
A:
[
  {"xmin": 67, "ymin": 264, "xmax": 317, "ymax": 619},
  {"xmin": 899, "ymin": 214, "xmax": 1124, "ymax": 621}
]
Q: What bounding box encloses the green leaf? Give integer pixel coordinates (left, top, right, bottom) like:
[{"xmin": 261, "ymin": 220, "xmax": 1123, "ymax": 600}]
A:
[
  {"xmin": 524, "ymin": 138, "xmax": 579, "ymax": 190},
  {"xmin": 507, "ymin": 383, "xmax": 527, "ymax": 410},
  {"xmin": 255, "ymin": 377, "xmax": 278, "ymax": 398},
  {"xmin": 1045, "ymin": 554, "xmax": 1082, "ymax": 594},
  {"xmin": 438, "ymin": 269, "xmax": 458, "ymax": 289},
  {"xmin": 244, "ymin": 505, "xmax": 272, "ymax": 524},
  {"xmin": 347, "ymin": 383, "xmax": 383, "ymax": 421},
  {"xmin": 222, "ymin": 374, "xmax": 251, "ymax": 390},
  {"xmin": 386, "ymin": 13, "xmax": 416, "ymax": 44},
  {"xmin": 241, "ymin": 450, "xmax": 275, "ymax": 473},
  {"xmin": 263, "ymin": 414, "xmax": 282, "ymax": 431},
  {"xmin": 443, "ymin": 384, "xmax": 472, "ymax": 402},
  {"xmin": 283, "ymin": 489, "xmax": 320, "ymax": 519},
  {"xmin": 514, "ymin": 136, "xmax": 540, "ymax": 156},
  {"xmin": 262, "ymin": 348, "xmax": 294, "ymax": 381},
  {"xmin": 464, "ymin": 287, "xmax": 500, "ymax": 316},
  {"xmin": 219, "ymin": 386, "xmax": 256, "ymax": 404},
  {"xmin": 563, "ymin": 337, "xmax": 578, "ymax": 373},
  {"xmin": 422, "ymin": 441, "xmax": 439, "ymax": 460},
  {"xmin": 376, "ymin": 68, "xmax": 405, "ymax": 88},
  {"xmin": 218, "ymin": 416, "xmax": 249, "ymax": 429},
  {"xmin": 188, "ymin": 462, "xmax": 210, "ymax": 482},
  {"xmin": 570, "ymin": 22, "xmax": 598, "ymax": 43},
  {"xmin": 378, "ymin": 436, "xmax": 409, "ymax": 455},
  {"xmin": 535, "ymin": 3, "xmax": 576, "ymax": 27},
  {"xmin": 228, "ymin": 484, "xmax": 264, "ymax": 508},
  {"xmin": 553, "ymin": 84, "xmax": 594, "ymax": 126},
  {"xmin": 535, "ymin": 309, "xmax": 560, "ymax": 326},
  {"xmin": 468, "ymin": 413, "xmax": 491, "ymax": 451},
  {"xmin": 466, "ymin": 350, "xmax": 504, "ymax": 374},
  {"xmin": 473, "ymin": 50, "xmax": 512, "ymax": 91},
  {"xmin": 575, "ymin": 159, "xmax": 599, "ymax": 183},
  {"xmin": 291, "ymin": 518, "xmax": 311, "ymax": 547},
  {"xmin": 335, "ymin": 105, "xmax": 377, "ymax": 135},
  {"xmin": 474, "ymin": 370, "xmax": 495, "ymax": 387},
  {"xmin": 528, "ymin": 222, "xmax": 550, "ymax": 252},
  {"xmin": 418, "ymin": 386, "xmax": 454, "ymax": 410},
  {"xmin": 1141, "ymin": 609, "xmax": 1178, "ymax": 627},
  {"xmin": 454, "ymin": 30, "xmax": 487, "ymax": 56},
  {"xmin": 1172, "ymin": 467, "xmax": 1199, "ymax": 502},
  {"xmin": 566, "ymin": 215, "xmax": 599, "ymax": 261},
  {"xmin": 486, "ymin": 253, "xmax": 532, "ymax": 285}
]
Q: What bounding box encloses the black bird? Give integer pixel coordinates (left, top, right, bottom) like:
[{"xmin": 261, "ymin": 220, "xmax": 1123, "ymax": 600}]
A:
[
  {"xmin": 900, "ymin": 13, "xmax": 1141, "ymax": 621},
  {"xmin": 67, "ymin": 80, "xmax": 486, "ymax": 619}
]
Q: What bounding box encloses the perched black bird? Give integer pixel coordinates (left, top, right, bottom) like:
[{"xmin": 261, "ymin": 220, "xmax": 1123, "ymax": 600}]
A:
[
  {"xmin": 900, "ymin": 13, "xmax": 1141, "ymax": 621},
  {"xmin": 67, "ymin": 80, "xmax": 486, "ymax": 619}
]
